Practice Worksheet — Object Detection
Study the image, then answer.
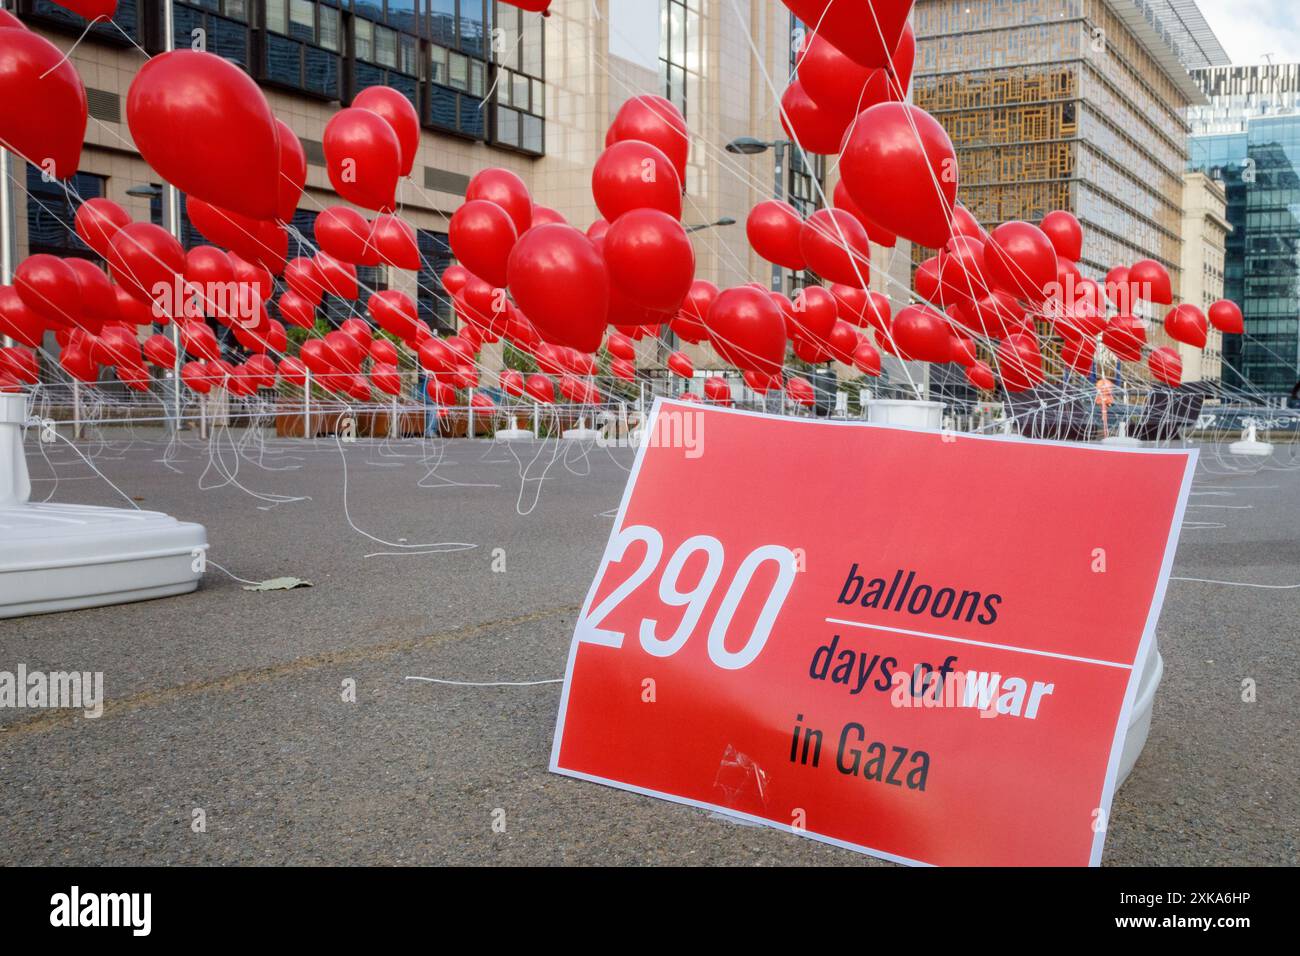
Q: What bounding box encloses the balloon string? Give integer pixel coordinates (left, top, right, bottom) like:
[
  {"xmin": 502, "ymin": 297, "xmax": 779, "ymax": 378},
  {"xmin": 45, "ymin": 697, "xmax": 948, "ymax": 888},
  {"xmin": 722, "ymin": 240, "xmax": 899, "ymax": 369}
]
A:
[{"xmin": 38, "ymin": 16, "xmax": 107, "ymax": 80}]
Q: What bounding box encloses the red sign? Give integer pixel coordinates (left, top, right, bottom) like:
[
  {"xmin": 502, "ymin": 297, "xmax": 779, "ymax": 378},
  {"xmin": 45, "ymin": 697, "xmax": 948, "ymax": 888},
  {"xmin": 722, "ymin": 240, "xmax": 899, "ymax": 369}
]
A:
[{"xmin": 551, "ymin": 400, "xmax": 1196, "ymax": 866}]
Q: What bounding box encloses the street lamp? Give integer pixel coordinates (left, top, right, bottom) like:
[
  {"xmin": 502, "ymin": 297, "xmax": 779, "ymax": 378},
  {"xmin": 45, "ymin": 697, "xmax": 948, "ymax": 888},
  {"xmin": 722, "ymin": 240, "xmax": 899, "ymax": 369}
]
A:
[
  {"xmin": 684, "ymin": 217, "xmax": 736, "ymax": 234},
  {"xmin": 725, "ymin": 137, "xmax": 792, "ymax": 292}
]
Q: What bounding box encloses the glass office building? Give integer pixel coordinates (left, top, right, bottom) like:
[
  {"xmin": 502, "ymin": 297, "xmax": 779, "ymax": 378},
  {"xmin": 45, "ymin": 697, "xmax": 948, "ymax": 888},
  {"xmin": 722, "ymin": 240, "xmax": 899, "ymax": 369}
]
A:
[{"xmin": 1190, "ymin": 65, "xmax": 1300, "ymax": 399}]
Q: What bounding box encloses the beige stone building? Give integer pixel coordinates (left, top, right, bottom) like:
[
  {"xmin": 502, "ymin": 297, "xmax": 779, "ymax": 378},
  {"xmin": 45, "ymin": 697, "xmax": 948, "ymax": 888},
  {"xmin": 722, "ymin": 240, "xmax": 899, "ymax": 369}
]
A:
[
  {"xmin": 1173, "ymin": 170, "xmax": 1227, "ymax": 383},
  {"xmin": 5, "ymin": 0, "xmax": 906, "ymax": 385}
]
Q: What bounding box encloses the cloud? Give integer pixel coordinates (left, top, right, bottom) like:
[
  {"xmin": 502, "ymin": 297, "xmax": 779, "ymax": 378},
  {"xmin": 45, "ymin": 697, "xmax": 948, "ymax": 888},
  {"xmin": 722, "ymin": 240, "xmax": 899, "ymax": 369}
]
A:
[{"xmin": 1194, "ymin": 0, "xmax": 1300, "ymax": 65}]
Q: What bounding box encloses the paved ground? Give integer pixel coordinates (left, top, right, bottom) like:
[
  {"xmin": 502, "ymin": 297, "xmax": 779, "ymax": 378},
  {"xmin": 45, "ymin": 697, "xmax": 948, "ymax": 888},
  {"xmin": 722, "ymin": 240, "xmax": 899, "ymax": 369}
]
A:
[{"xmin": 1, "ymin": 429, "xmax": 1296, "ymax": 865}]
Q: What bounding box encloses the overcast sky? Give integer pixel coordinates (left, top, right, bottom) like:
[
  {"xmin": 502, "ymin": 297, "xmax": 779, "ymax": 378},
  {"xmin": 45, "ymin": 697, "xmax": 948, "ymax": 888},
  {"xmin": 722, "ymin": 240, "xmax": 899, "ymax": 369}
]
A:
[{"xmin": 1195, "ymin": 0, "xmax": 1300, "ymax": 65}]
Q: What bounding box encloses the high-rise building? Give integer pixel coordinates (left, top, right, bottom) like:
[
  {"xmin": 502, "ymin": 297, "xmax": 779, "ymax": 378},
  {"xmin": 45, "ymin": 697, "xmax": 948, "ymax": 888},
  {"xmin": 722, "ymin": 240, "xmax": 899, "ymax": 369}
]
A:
[
  {"xmin": 1189, "ymin": 64, "xmax": 1300, "ymax": 399},
  {"xmin": 913, "ymin": 0, "xmax": 1227, "ymax": 291}
]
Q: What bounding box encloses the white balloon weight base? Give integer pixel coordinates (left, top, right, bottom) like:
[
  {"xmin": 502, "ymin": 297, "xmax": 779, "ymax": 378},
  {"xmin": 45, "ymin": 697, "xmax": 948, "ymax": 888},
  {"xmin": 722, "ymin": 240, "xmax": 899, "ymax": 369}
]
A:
[
  {"xmin": 0, "ymin": 392, "xmax": 208, "ymax": 619},
  {"xmin": 1229, "ymin": 423, "xmax": 1273, "ymax": 457},
  {"xmin": 494, "ymin": 417, "xmax": 533, "ymax": 441},
  {"xmin": 562, "ymin": 417, "xmax": 601, "ymax": 441},
  {"xmin": 865, "ymin": 399, "xmax": 944, "ymax": 430}
]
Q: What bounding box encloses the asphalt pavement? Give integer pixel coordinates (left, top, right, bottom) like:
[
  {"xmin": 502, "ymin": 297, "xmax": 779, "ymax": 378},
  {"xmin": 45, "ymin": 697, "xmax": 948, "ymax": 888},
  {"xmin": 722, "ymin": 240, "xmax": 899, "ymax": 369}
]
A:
[{"xmin": 1, "ymin": 429, "xmax": 1296, "ymax": 865}]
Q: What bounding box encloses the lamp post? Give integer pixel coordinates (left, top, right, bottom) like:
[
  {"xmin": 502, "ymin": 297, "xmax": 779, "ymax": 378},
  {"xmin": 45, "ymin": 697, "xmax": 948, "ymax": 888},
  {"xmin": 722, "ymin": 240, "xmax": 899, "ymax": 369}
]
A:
[
  {"xmin": 725, "ymin": 136, "xmax": 791, "ymax": 293},
  {"xmin": 684, "ymin": 217, "xmax": 736, "ymax": 234}
]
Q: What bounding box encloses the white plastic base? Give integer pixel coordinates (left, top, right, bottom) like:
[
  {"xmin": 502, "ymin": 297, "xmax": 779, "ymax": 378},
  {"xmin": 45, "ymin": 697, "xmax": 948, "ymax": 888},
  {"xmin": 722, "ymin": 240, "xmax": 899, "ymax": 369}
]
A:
[
  {"xmin": 495, "ymin": 428, "xmax": 533, "ymax": 441},
  {"xmin": 865, "ymin": 399, "xmax": 945, "ymax": 430},
  {"xmin": 1228, "ymin": 439, "xmax": 1273, "ymax": 457},
  {"xmin": 0, "ymin": 390, "xmax": 208, "ymax": 619},
  {"xmin": 1117, "ymin": 641, "xmax": 1163, "ymax": 787},
  {"xmin": 1101, "ymin": 435, "xmax": 1143, "ymax": 446},
  {"xmin": 0, "ymin": 502, "xmax": 207, "ymax": 618},
  {"xmin": 562, "ymin": 417, "xmax": 601, "ymax": 441}
]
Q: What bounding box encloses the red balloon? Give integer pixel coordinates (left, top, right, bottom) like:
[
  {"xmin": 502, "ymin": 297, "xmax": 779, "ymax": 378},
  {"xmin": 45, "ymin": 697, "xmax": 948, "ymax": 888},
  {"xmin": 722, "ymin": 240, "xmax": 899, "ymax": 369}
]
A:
[
  {"xmin": 323, "ymin": 107, "xmax": 401, "ymax": 212},
  {"xmin": 853, "ymin": 340, "xmax": 881, "ymax": 376},
  {"xmin": 15, "ymin": 255, "xmax": 81, "ymax": 328},
  {"xmin": 1148, "ymin": 346, "xmax": 1182, "ymax": 387},
  {"xmin": 780, "ymin": 78, "xmax": 852, "ymax": 155},
  {"xmin": 1102, "ymin": 314, "xmax": 1146, "ymax": 362},
  {"xmin": 891, "ymin": 306, "xmax": 952, "ymax": 364},
  {"xmin": 441, "ymin": 264, "xmax": 472, "ymax": 295},
  {"xmin": 66, "ymin": 259, "xmax": 116, "ymax": 332},
  {"xmin": 799, "ymin": 209, "xmax": 870, "ymax": 287},
  {"xmin": 315, "ymin": 206, "xmax": 377, "ymax": 266},
  {"xmin": 465, "ymin": 168, "xmax": 533, "ymax": 236},
  {"xmin": 786, "ymin": 375, "xmax": 816, "ymax": 406},
  {"xmin": 371, "ymin": 362, "xmax": 403, "ymax": 396},
  {"xmin": 143, "ymin": 332, "xmax": 177, "ymax": 368},
  {"xmin": 313, "ymin": 253, "xmax": 359, "ymax": 300},
  {"xmin": 1208, "ymin": 299, "xmax": 1243, "ymax": 334},
  {"xmin": 277, "ymin": 291, "xmax": 316, "ymax": 329},
  {"xmin": 0, "ymin": 287, "xmax": 44, "ymax": 348},
  {"xmin": 983, "ymin": 221, "xmax": 1057, "ymax": 305},
  {"xmin": 667, "ymin": 351, "xmax": 694, "ymax": 379},
  {"xmin": 1039, "ymin": 210, "xmax": 1082, "ymax": 262},
  {"xmin": 995, "ymin": 333, "xmax": 1044, "ymax": 393},
  {"xmin": 353, "ymin": 86, "xmax": 420, "ymax": 178},
  {"xmin": 832, "ymin": 179, "xmax": 895, "ymax": 248},
  {"xmin": 0, "ymin": 9, "xmax": 27, "ymax": 29},
  {"xmin": 705, "ymin": 286, "xmax": 786, "ymax": 375},
  {"xmin": 186, "ymin": 245, "xmax": 236, "ymax": 291},
  {"xmin": 506, "ymin": 224, "xmax": 609, "ymax": 354},
  {"xmin": 785, "ymin": 0, "xmax": 910, "ymax": 69},
  {"xmin": 592, "ymin": 140, "xmax": 682, "ymax": 222},
  {"xmin": 840, "ymin": 103, "xmax": 958, "ymax": 250},
  {"xmin": 796, "ymin": 32, "xmax": 880, "ymax": 119},
  {"xmin": 417, "ymin": 337, "xmax": 456, "ymax": 373},
  {"xmin": 283, "ymin": 257, "xmax": 323, "ymax": 305},
  {"xmin": 673, "ymin": 280, "xmax": 717, "ymax": 344},
  {"xmin": 0, "ymin": 28, "xmax": 87, "ymax": 179},
  {"xmin": 1164, "ymin": 304, "xmax": 1208, "ymax": 349},
  {"xmin": 449, "ymin": 200, "xmax": 517, "ymax": 288},
  {"xmin": 936, "ymin": 234, "xmax": 991, "ymax": 305},
  {"xmin": 606, "ymin": 95, "xmax": 689, "ymax": 185},
  {"xmin": 826, "ymin": 320, "xmax": 860, "ymax": 365},
  {"xmin": 108, "ymin": 223, "xmax": 186, "ymax": 307},
  {"xmin": 703, "ymin": 376, "xmax": 731, "ymax": 404},
  {"xmin": 603, "ymin": 208, "xmax": 695, "ymax": 314},
  {"xmin": 0, "ymin": 346, "xmax": 36, "ymax": 385},
  {"xmin": 1128, "ymin": 259, "xmax": 1173, "ymax": 306},
  {"xmin": 113, "ymin": 285, "xmax": 156, "ymax": 327},
  {"xmin": 789, "ymin": 285, "xmax": 838, "ymax": 343},
  {"xmin": 743, "ymin": 369, "xmax": 781, "ymax": 394},
  {"xmin": 369, "ymin": 215, "xmax": 421, "ymax": 270},
  {"xmin": 531, "ymin": 205, "xmax": 567, "ymax": 226},
  {"xmin": 187, "ymin": 196, "xmax": 286, "ymax": 272},
  {"xmin": 832, "ymin": 284, "xmax": 890, "ymax": 332},
  {"xmin": 370, "ymin": 338, "xmax": 399, "ymax": 365},
  {"xmin": 1061, "ymin": 336, "xmax": 1096, "ymax": 375},
  {"xmin": 966, "ymin": 361, "xmax": 996, "ymax": 391},
  {"xmin": 746, "ymin": 200, "xmax": 806, "ymax": 270},
  {"xmin": 128, "ymin": 51, "xmax": 278, "ymax": 219},
  {"xmin": 74, "ymin": 198, "xmax": 131, "ymax": 258},
  {"xmin": 524, "ymin": 373, "xmax": 555, "ymax": 404},
  {"xmin": 275, "ymin": 119, "xmax": 307, "ymax": 222},
  {"xmin": 606, "ymin": 332, "xmax": 636, "ymax": 362},
  {"xmin": 178, "ymin": 360, "xmax": 211, "ymax": 394},
  {"xmin": 367, "ymin": 289, "xmax": 419, "ymax": 340},
  {"xmin": 949, "ymin": 332, "xmax": 978, "ymax": 368}
]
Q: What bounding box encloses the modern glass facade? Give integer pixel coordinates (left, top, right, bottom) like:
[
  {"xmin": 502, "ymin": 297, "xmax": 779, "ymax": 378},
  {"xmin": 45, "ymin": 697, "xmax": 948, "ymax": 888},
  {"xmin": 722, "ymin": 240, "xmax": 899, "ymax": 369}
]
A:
[{"xmin": 1190, "ymin": 95, "xmax": 1300, "ymax": 398}]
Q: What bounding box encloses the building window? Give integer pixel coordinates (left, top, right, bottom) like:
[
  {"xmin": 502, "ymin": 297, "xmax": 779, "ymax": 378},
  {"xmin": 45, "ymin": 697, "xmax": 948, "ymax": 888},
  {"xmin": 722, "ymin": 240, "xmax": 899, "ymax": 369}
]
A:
[
  {"xmin": 492, "ymin": 1, "xmax": 544, "ymax": 155},
  {"xmin": 417, "ymin": 229, "xmax": 455, "ymax": 334},
  {"xmin": 174, "ymin": 1, "xmax": 251, "ymax": 68},
  {"xmin": 426, "ymin": 4, "xmax": 493, "ymax": 140},
  {"xmin": 659, "ymin": 0, "xmax": 700, "ymax": 119},
  {"xmin": 262, "ymin": 0, "xmax": 342, "ymax": 98},
  {"xmin": 27, "ymin": 169, "xmax": 106, "ymax": 260}
]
